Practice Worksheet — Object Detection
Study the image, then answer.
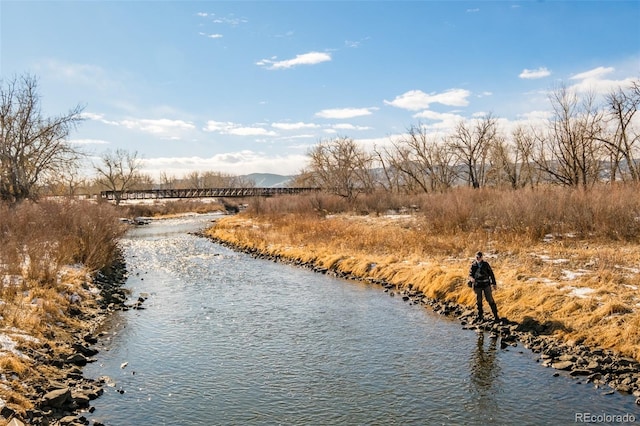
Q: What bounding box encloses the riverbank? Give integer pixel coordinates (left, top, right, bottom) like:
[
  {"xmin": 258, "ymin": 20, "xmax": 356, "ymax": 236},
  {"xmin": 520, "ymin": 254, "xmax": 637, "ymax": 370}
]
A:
[
  {"xmin": 0, "ymin": 252, "xmax": 138, "ymax": 426},
  {"xmin": 0, "ymin": 201, "xmax": 226, "ymax": 426},
  {"xmin": 204, "ymin": 212, "xmax": 640, "ymax": 403},
  {"xmin": 0, "ymin": 200, "xmax": 132, "ymax": 426}
]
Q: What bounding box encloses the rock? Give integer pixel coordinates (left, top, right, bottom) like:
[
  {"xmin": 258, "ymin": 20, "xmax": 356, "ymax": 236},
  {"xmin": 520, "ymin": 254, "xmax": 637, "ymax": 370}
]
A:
[
  {"xmin": 43, "ymin": 387, "xmax": 71, "ymax": 408},
  {"xmin": 587, "ymin": 373, "xmax": 603, "ymax": 382},
  {"xmin": 1, "ymin": 405, "xmax": 16, "ymax": 419},
  {"xmin": 59, "ymin": 415, "xmax": 80, "ymax": 425},
  {"xmin": 83, "ymin": 334, "xmax": 98, "ymax": 344},
  {"xmin": 616, "ymin": 384, "xmax": 632, "ymax": 394},
  {"xmin": 71, "ymin": 392, "xmax": 91, "ymax": 408},
  {"xmin": 586, "ymin": 361, "xmax": 600, "ymax": 371},
  {"xmin": 558, "ymin": 354, "xmax": 576, "ymax": 362},
  {"xmin": 66, "ymin": 353, "xmax": 89, "ymax": 366},
  {"xmin": 552, "ymin": 361, "xmax": 574, "ymax": 371},
  {"xmin": 570, "ymin": 369, "xmax": 592, "ymax": 376},
  {"xmin": 7, "ymin": 419, "xmax": 26, "ymax": 426},
  {"xmin": 72, "ymin": 343, "xmax": 99, "ymax": 357},
  {"xmin": 618, "ymin": 357, "xmax": 638, "ymax": 366}
]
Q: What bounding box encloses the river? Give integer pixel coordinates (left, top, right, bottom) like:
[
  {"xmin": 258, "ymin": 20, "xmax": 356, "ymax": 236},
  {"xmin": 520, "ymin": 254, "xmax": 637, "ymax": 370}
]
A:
[{"xmin": 84, "ymin": 214, "xmax": 639, "ymax": 425}]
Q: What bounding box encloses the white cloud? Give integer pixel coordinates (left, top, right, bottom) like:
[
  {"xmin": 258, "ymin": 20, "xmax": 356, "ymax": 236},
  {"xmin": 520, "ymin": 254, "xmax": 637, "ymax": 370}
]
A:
[
  {"xmin": 568, "ymin": 66, "xmax": 635, "ymax": 95},
  {"xmin": 257, "ymin": 51, "xmax": 331, "ymax": 70},
  {"xmin": 120, "ymin": 118, "xmax": 196, "ymax": 137},
  {"xmin": 517, "ymin": 110, "xmax": 553, "ymax": 123},
  {"xmin": 141, "ymin": 151, "xmax": 308, "ymax": 178},
  {"xmin": 212, "ymin": 17, "xmax": 248, "ymax": 26},
  {"xmin": 331, "ymin": 123, "xmax": 371, "ymax": 131},
  {"xmin": 82, "ymin": 113, "xmax": 196, "ymax": 139},
  {"xmin": 384, "ymin": 89, "xmax": 471, "ymax": 111},
  {"xmin": 271, "ymin": 121, "xmax": 320, "ymax": 130},
  {"xmin": 80, "ymin": 112, "xmax": 120, "ymax": 126},
  {"xmin": 519, "ymin": 67, "xmax": 551, "ymax": 79},
  {"xmin": 315, "ymin": 107, "xmax": 377, "ymax": 119},
  {"xmin": 41, "ymin": 60, "xmax": 114, "ymax": 91},
  {"xmin": 69, "ymin": 138, "xmax": 110, "ymax": 145},
  {"xmin": 229, "ymin": 127, "xmax": 277, "ymax": 136},
  {"xmin": 570, "ymin": 66, "xmax": 614, "ymax": 81},
  {"xmin": 204, "ymin": 120, "xmax": 277, "ymax": 136},
  {"xmin": 199, "ymin": 32, "xmax": 223, "ymax": 39},
  {"xmin": 413, "ymin": 110, "xmax": 464, "ymax": 130}
]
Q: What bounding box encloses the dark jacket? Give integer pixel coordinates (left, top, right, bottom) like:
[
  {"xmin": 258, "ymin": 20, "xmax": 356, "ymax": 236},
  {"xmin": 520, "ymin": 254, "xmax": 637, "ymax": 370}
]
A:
[{"xmin": 469, "ymin": 260, "xmax": 496, "ymax": 286}]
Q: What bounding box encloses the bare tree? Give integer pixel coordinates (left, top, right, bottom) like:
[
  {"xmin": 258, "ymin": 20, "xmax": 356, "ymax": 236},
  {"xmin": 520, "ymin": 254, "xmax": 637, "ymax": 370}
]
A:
[
  {"xmin": 42, "ymin": 165, "xmax": 88, "ymax": 197},
  {"xmin": 159, "ymin": 171, "xmax": 176, "ymax": 189},
  {"xmin": 511, "ymin": 125, "xmax": 542, "ymax": 188},
  {"xmin": 598, "ymin": 79, "xmax": 640, "ymax": 182},
  {"xmin": 485, "ymin": 134, "xmax": 514, "ymax": 188},
  {"xmin": 486, "ymin": 126, "xmax": 541, "ymax": 189},
  {"xmin": 0, "ymin": 74, "xmax": 84, "ymax": 203},
  {"xmin": 534, "ymin": 85, "xmax": 604, "ymax": 188},
  {"xmin": 94, "ymin": 149, "xmax": 144, "ymax": 205},
  {"xmin": 384, "ymin": 125, "xmax": 434, "ymax": 193},
  {"xmin": 448, "ymin": 114, "xmax": 499, "ymax": 188},
  {"xmin": 131, "ymin": 173, "xmax": 154, "ymax": 190},
  {"xmin": 374, "ymin": 145, "xmax": 404, "ymax": 193},
  {"xmin": 186, "ymin": 170, "xmax": 204, "ymax": 189},
  {"xmin": 307, "ymin": 136, "xmax": 375, "ymax": 202},
  {"xmin": 383, "ymin": 124, "xmax": 456, "ymax": 193}
]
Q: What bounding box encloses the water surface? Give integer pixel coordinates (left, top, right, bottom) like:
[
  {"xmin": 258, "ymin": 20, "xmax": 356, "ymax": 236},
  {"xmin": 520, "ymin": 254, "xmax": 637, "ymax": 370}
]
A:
[{"xmin": 84, "ymin": 214, "xmax": 639, "ymax": 425}]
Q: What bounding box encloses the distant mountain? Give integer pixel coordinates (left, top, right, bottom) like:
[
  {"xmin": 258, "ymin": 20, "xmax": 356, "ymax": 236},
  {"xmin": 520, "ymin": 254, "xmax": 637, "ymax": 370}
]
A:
[{"xmin": 243, "ymin": 173, "xmax": 295, "ymax": 188}]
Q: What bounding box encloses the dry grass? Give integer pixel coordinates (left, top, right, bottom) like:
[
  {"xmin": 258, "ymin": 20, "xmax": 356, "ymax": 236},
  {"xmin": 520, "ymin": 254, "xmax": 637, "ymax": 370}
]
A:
[
  {"xmin": 0, "ymin": 199, "xmax": 125, "ymax": 417},
  {"xmin": 207, "ymin": 184, "xmax": 640, "ymax": 361},
  {"xmin": 121, "ymin": 198, "xmax": 228, "ymax": 218}
]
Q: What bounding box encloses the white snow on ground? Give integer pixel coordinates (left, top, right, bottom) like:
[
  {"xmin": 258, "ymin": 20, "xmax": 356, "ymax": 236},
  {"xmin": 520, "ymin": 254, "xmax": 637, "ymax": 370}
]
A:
[
  {"xmin": 615, "ymin": 265, "xmax": 640, "ymax": 274},
  {"xmin": 0, "ymin": 326, "xmax": 40, "ymax": 359},
  {"xmin": 526, "ymin": 253, "xmax": 602, "ymax": 298},
  {"xmin": 527, "ymin": 277, "xmax": 557, "ymax": 285},
  {"xmin": 561, "ymin": 269, "xmax": 590, "ymax": 280},
  {"xmin": 563, "ymin": 286, "xmax": 597, "ymax": 298},
  {"xmin": 531, "ymin": 252, "xmax": 570, "ymax": 264}
]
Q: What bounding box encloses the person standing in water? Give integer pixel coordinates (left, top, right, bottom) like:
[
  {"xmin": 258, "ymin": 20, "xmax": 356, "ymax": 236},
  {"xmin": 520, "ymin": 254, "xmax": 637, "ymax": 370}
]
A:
[{"xmin": 468, "ymin": 251, "xmax": 500, "ymax": 322}]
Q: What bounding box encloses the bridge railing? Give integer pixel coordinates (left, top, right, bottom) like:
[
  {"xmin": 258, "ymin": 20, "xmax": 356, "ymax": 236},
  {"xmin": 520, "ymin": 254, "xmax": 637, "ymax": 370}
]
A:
[{"xmin": 100, "ymin": 187, "xmax": 320, "ymax": 201}]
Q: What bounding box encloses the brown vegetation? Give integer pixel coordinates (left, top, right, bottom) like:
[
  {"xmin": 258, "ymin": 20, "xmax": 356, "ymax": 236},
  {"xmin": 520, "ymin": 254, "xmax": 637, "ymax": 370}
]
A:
[
  {"xmin": 120, "ymin": 198, "xmax": 228, "ymax": 218},
  {"xmin": 0, "ymin": 199, "xmax": 126, "ymax": 418},
  {"xmin": 206, "ymin": 184, "xmax": 640, "ymax": 360}
]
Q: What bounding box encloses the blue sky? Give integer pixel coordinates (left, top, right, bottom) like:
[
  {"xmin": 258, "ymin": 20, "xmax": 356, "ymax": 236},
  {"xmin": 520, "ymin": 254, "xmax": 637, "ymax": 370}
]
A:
[{"xmin": 2, "ymin": 1, "xmax": 639, "ymax": 179}]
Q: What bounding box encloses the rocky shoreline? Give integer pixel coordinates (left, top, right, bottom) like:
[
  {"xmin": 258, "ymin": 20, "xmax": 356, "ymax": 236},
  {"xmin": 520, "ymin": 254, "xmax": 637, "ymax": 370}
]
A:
[
  {"xmin": 6, "ymin": 229, "xmax": 638, "ymax": 425},
  {"xmin": 2, "ymin": 252, "xmax": 146, "ymax": 426},
  {"xmin": 206, "ymin": 233, "xmax": 640, "ymax": 406}
]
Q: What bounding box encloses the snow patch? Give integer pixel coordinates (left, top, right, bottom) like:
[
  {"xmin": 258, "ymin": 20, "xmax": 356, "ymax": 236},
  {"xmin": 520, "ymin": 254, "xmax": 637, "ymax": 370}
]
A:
[
  {"xmin": 0, "ymin": 328, "xmax": 40, "ymax": 359},
  {"xmin": 564, "ymin": 286, "xmax": 596, "ymax": 298},
  {"xmin": 532, "ymin": 253, "xmax": 569, "ymax": 264},
  {"xmin": 561, "ymin": 269, "xmax": 590, "ymax": 281},
  {"xmin": 615, "ymin": 265, "xmax": 640, "ymax": 274}
]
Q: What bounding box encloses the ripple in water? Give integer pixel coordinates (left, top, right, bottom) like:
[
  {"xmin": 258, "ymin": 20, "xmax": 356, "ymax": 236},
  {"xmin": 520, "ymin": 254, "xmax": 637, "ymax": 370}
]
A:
[{"xmin": 84, "ymin": 215, "xmax": 639, "ymax": 425}]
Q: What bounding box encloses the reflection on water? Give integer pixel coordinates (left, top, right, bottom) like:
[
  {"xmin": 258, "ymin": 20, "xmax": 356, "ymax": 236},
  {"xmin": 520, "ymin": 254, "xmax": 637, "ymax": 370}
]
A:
[
  {"xmin": 467, "ymin": 333, "xmax": 500, "ymax": 423},
  {"xmin": 84, "ymin": 215, "xmax": 639, "ymax": 425}
]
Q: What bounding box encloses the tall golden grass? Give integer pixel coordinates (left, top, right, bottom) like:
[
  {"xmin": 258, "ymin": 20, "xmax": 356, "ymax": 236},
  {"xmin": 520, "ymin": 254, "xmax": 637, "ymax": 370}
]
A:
[
  {"xmin": 207, "ymin": 184, "xmax": 640, "ymax": 360},
  {"xmin": 0, "ymin": 199, "xmax": 126, "ymax": 417},
  {"xmin": 121, "ymin": 199, "xmax": 227, "ymax": 218}
]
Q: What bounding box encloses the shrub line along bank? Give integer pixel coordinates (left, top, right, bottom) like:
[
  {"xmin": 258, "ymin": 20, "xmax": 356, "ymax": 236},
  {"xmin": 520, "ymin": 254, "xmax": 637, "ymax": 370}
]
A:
[
  {"xmin": 203, "ymin": 231, "xmax": 640, "ymax": 406},
  {"xmin": 1, "ymin": 252, "xmax": 147, "ymax": 426}
]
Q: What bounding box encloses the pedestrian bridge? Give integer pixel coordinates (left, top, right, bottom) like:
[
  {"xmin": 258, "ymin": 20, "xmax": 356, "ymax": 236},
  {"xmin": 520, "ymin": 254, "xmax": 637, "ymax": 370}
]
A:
[{"xmin": 100, "ymin": 187, "xmax": 320, "ymax": 201}]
